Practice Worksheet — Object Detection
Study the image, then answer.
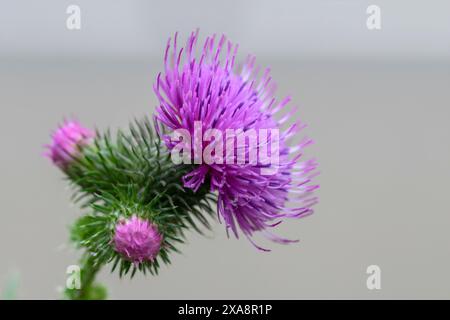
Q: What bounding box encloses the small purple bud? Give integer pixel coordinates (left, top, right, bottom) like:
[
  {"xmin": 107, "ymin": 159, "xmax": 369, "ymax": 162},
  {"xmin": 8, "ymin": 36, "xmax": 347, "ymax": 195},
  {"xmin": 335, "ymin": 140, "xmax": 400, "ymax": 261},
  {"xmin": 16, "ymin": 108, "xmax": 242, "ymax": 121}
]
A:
[
  {"xmin": 113, "ymin": 215, "xmax": 163, "ymax": 264},
  {"xmin": 46, "ymin": 120, "xmax": 95, "ymax": 169}
]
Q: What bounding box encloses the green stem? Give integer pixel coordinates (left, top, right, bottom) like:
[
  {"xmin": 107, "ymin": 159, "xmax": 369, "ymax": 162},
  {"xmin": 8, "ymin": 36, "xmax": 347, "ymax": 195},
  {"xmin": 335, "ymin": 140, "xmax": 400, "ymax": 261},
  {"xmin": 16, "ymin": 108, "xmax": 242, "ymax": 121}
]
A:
[{"xmin": 65, "ymin": 254, "xmax": 107, "ymax": 300}]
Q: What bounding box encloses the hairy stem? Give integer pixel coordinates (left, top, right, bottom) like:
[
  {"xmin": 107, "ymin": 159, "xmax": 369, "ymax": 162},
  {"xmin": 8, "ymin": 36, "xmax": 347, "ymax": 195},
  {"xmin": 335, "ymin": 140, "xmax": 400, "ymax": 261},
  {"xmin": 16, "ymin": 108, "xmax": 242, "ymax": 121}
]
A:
[{"xmin": 65, "ymin": 254, "xmax": 106, "ymax": 300}]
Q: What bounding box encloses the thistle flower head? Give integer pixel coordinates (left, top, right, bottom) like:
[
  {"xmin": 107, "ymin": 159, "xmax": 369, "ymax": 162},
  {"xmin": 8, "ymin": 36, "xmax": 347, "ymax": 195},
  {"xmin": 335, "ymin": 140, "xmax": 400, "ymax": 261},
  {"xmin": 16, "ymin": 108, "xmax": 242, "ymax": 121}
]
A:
[
  {"xmin": 46, "ymin": 119, "xmax": 94, "ymax": 169},
  {"xmin": 154, "ymin": 30, "xmax": 318, "ymax": 250},
  {"xmin": 113, "ymin": 215, "xmax": 163, "ymax": 263}
]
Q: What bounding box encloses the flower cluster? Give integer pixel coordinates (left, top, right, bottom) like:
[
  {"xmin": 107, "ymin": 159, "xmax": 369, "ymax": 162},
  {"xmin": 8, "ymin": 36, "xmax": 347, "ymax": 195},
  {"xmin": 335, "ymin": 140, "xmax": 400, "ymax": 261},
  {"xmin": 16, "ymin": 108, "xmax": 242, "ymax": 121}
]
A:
[
  {"xmin": 45, "ymin": 30, "xmax": 320, "ymax": 300},
  {"xmin": 47, "ymin": 31, "xmax": 318, "ymax": 268}
]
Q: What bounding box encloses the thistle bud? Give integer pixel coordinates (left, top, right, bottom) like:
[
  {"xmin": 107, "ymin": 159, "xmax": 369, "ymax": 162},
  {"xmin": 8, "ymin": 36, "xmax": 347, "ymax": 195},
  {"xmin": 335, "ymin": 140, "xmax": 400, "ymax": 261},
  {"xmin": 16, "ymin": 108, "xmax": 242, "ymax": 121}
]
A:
[
  {"xmin": 46, "ymin": 120, "xmax": 94, "ymax": 169},
  {"xmin": 113, "ymin": 215, "xmax": 163, "ymax": 263}
]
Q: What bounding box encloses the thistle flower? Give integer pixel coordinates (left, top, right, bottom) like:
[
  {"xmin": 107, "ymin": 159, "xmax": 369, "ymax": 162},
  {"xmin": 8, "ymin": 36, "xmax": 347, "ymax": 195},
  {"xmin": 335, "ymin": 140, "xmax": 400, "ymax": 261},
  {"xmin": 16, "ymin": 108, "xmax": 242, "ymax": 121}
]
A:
[
  {"xmin": 113, "ymin": 215, "xmax": 163, "ymax": 263},
  {"xmin": 154, "ymin": 31, "xmax": 319, "ymax": 250},
  {"xmin": 46, "ymin": 120, "xmax": 94, "ymax": 169}
]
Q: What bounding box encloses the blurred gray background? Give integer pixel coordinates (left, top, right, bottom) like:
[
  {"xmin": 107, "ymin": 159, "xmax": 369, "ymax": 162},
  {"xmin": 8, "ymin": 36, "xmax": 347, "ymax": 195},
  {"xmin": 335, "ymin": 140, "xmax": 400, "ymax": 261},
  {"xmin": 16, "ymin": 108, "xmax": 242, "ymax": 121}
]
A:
[{"xmin": 1, "ymin": 0, "xmax": 449, "ymax": 299}]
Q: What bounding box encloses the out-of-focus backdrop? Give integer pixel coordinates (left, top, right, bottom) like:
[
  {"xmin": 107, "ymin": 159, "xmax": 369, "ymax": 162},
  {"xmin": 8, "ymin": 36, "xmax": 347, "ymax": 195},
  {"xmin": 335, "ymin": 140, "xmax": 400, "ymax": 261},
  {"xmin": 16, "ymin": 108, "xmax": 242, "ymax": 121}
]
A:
[{"xmin": 1, "ymin": 0, "xmax": 449, "ymax": 299}]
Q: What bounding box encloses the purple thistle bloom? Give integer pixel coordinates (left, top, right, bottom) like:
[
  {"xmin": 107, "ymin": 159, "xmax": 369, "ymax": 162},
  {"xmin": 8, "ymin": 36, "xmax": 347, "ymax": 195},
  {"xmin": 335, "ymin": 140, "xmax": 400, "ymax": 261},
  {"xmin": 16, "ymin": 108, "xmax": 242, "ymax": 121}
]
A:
[
  {"xmin": 154, "ymin": 31, "xmax": 318, "ymax": 250},
  {"xmin": 46, "ymin": 120, "xmax": 95, "ymax": 169},
  {"xmin": 113, "ymin": 215, "xmax": 163, "ymax": 263}
]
